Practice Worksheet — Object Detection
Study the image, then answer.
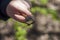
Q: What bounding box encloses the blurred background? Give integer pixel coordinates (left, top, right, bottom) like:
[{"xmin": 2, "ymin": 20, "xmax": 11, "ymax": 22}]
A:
[{"xmin": 0, "ymin": 0, "xmax": 60, "ymax": 40}]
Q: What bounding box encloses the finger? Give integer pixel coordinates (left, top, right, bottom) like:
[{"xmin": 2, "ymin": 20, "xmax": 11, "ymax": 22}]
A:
[
  {"xmin": 10, "ymin": 1, "xmax": 32, "ymax": 16},
  {"xmin": 14, "ymin": 14, "xmax": 26, "ymax": 22},
  {"xmin": 22, "ymin": 0, "xmax": 30, "ymax": 9}
]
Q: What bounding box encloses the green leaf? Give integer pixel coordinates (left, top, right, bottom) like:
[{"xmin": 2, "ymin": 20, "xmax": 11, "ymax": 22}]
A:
[
  {"xmin": 40, "ymin": 8, "xmax": 48, "ymax": 15},
  {"xmin": 40, "ymin": 0, "xmax": 48, "ymax": 5}
]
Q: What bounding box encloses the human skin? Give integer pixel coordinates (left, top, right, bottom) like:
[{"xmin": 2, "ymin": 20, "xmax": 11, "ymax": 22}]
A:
[{"xmin": 6, "ymin": 0, "xmax": 32, "ymax": 22}]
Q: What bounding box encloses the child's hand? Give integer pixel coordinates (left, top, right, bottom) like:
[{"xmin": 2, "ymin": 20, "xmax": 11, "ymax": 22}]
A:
[{"xmin": 6, "ymin": 0, "xmax": 32, "ymax": 22}]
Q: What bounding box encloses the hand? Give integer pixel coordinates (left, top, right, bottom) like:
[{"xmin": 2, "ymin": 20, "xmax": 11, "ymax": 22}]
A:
[{"xmin": 6, "ymin": 0, "xmax": 32, "ymax": 22}]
